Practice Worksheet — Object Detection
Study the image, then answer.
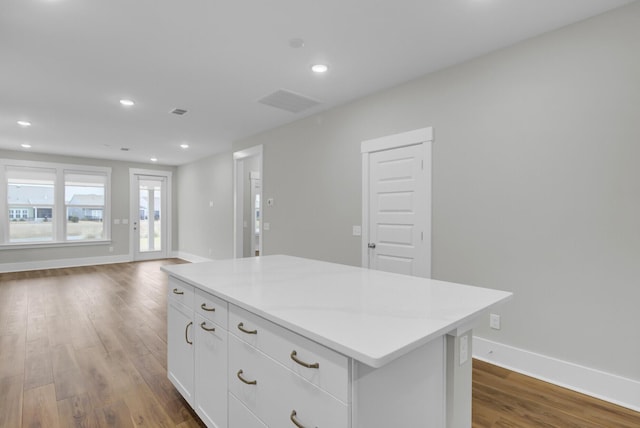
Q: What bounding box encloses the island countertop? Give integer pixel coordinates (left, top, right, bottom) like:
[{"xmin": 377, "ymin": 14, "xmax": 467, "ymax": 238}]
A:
[{"xmin": 162, "ymin": 255, "xmax": 512, "ymax": 368}]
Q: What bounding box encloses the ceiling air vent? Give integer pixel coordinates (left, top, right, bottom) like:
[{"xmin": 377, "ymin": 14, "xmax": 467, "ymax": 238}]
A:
[
  {"xmin": 171, "ymin": 108, "xmax": 188, "ymax": 116},
  {"xmin": 258, "ymin": 89, "xmax": 320, "ymax": 113}
]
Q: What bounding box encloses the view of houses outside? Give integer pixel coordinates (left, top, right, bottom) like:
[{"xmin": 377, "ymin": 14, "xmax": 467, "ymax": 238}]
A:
[
  {"xmin": 7, "ymin": 181, "xmax": 55, "ymax": 242},
  {"xmin": 8, "ymin": 179, "xmax": 105, "ymax": 242}
]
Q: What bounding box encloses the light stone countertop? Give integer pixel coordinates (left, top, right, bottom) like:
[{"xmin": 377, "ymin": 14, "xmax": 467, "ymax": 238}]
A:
[{"xmin": 162, "ymin": 255, "xmax": 512, "ymax": 368}]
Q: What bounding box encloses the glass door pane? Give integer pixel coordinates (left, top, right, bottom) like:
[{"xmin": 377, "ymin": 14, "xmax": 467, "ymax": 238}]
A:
[{"xmin": 138, "ymin": 178, "xmax": 162, "ymax": 253}]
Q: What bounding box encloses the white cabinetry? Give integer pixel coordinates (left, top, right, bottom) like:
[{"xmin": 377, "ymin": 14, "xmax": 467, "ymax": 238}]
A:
[
  {"xmin": 167, "ymin": 278, "xmax": 228, "ymax": 428},
  {"xmin": 163, "ymin": 256, "xmax": 512, "ymax": 428},
  {"xmin": 229, "ymin": 393, "xmax": 268, "ymax": 428},
  {"xmin": 167, "ymin": 280, "xmax": 195, "ymax": 405},
  {"xmin": 228, "ymin": 305, "xmax": 349, "ymax": 428}
]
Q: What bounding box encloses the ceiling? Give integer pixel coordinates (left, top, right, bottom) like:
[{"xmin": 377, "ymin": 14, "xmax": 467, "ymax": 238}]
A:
[{"xmin": 0, "ymin": 0, "xmax": 634, "ymax": 166}]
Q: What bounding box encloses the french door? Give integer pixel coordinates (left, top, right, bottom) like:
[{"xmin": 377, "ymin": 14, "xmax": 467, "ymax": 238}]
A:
[{"xmin": 131, "ymin": 171, "xmax": 170, "ymax": 260}]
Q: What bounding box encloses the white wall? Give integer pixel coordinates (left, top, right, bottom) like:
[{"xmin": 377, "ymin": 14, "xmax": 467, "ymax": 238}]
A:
[
  {"xmin": 0, "ymin": 149, "xmax": 176, "ymax": 268},
  {"xmin": 222, "ymin": 2, "xmax": 640, "ymax": 384},
  {"xmin": 176, "ymin": 151, "xmax": 233, "ymax": 260}
]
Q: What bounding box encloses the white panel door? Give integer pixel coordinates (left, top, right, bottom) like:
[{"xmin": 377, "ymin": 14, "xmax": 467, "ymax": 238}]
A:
[{"xmin": 368, "ymin": 143, "xmax": 428, "ymax": 277}]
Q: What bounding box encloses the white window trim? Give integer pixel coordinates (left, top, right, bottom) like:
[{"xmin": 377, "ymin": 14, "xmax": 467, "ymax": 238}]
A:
[{"xmin": 0, "ymin": 158, "xmax": 112, "ymax": 248}]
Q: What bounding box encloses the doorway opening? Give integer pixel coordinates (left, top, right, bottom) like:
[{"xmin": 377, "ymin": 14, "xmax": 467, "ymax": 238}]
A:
[{"xmin": 233, "ymin": 145, "xmax": 263, "ymax": 258}]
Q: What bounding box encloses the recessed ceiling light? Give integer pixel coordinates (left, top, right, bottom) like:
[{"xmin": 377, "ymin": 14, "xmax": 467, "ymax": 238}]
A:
[
  {"xmin": 180, "ymin": 143, "xmax": 189, "ymax": 149},
  {"xmin": 150, "ymin": 157, "xmax": 158, "ymax": 162},
  {"xmin": 21, "ymin": 143, "xmax": 32, "ymax": 148},
  {"xmin": 17, "ymin": 120, "xmax": 32, "ymax": 127},
  {"xmin": 311, "ymin": 64, "xmax": 329, "ymax": 73},
  {"xmin": 119, "ymin": 99, "xmax": 135, "ymax": 107}
]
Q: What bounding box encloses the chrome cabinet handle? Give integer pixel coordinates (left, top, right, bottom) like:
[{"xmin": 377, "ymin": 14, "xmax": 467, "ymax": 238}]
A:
[
  {"xmin": 290, "ymin": 410, "xmax": 316, "ymax": 428},
  {"xmin": 290, "ymin": 350, "xmax": 319, "ymax": 369},
  {"xmin": 237, "ymin": 322, "xmax": 257, "ymax": 335},
  {"xmin": 185, "ymin": 321, "xmax": 193, "ymax": 345},
  {"xmin": 200, "ymin": 321, "xmax": 215, "ymax": 332},
  {"xmin": 236, "ymin": 370, "xmax": 257, "ymax": 385},
  {"xmin": 200, "ymin": 303, "xmax": 215, "ymax": 312},
  {"xmin": 172, "ymin": 288, "xmax": 184, "ymax": 295}
]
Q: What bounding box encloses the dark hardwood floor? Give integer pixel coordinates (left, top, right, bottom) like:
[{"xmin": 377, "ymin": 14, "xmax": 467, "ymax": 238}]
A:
[{"xmin": 1, "ymin": 260, "xmax": 638, "ymax": 427}]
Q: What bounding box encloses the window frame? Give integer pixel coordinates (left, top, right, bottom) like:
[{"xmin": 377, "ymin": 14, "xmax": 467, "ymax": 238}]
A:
[{"xmin": 0, "ymin": 159, "xmax": 112, "ymax": 248}]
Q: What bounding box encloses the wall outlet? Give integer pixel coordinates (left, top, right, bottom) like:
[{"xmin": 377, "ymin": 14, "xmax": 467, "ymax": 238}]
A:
[
  {"xmin": 490, "ymin": 313, "xmax": 501, "ymax": 330},
  {"xmin": 109, "ymin": 246, "xmax": 114, "ymax": 253},
  {"xmin": 352, "ymin": 225, "xmax": 362, "ymax": 236},
  {"xmin": 263, "ymin": 222, "xmax": 270, "ymax": 231}
]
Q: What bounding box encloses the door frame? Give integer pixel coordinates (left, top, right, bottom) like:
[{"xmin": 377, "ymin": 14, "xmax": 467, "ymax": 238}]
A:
[
  {"xmin": 129, "ymin": 168, "xmax": 173, "ymax": 261},
  {"xmin": 233, "ymin": 145, "xmax": 263, "ymax": 258},
  {"xmin": 361, "ymin": 127, "xmax": 433, "ymax": 275},
  {"xmin": 249, "ymin": 172, "xmax": 262, "ymax": 256}
]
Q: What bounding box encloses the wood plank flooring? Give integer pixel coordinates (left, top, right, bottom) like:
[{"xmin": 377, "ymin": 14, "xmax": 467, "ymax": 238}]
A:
[
  {"xmin": 0, "ymin": 259, "xmax": 204, "ymax": 428},
  {"xmin": 1, "ymin": 260, "xmax": 639, "ymax": 427}
]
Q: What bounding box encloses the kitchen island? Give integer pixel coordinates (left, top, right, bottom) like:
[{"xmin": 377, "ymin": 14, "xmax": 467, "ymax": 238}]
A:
[{"xmin": 162, "ymin": 255, "xmax": 511, "ymax": 428}]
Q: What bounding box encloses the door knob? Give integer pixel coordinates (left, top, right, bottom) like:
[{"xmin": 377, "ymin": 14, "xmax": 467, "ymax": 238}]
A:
[{"xmin": 368, "ymin": 243, "xmax": 376, "ymax": 249}]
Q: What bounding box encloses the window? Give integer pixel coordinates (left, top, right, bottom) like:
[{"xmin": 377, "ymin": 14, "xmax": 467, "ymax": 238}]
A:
[
  {"xmin": 65, "ymin": 172, "xmax": 106, "ymax": 241},
  {"xmin": 1, "ymin": 160, "xmax": 111, "ymax": 246},
  {"xmin": 6, "ymin": 166, "xmax": 56, "ymax": 243}
]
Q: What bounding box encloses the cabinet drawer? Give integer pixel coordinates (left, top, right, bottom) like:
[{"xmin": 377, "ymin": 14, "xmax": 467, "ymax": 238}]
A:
[
  {"xmin": 229, "ymin": 334, "xmax": 349, "ymax": 428},
  {"xmin": 168, "ymin": 277, "xmax": 194, "ymax": 308},
  {"xmin": 229, "ymin": 304, "xmax": 349, "ymax": 403},
  {"xmin": 195, "ymin": 288, "xmax": 228, "ymax": 328},
  {"xmin": 229, "ymin": 392, "xmax": 268, "ymax": 428},
  {"xmin": 194, "ymin": 313, "xmax": 228, "ymax": 428}
]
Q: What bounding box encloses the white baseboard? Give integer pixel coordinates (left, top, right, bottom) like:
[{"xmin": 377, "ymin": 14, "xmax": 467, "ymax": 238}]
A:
[
  {"xmin": 174, "ymin": 251, "xmax": 214, "ymax": 263},
  {"xmin": 473, "ymin": 336, "xmax": 640, "ymax": 412},
  {"xmin": 0, "ymin": 254, "xmax": 132, "ymax": 273}
]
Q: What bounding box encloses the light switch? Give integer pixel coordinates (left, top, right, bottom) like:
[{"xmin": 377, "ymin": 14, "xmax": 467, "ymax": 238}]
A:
[
  {"xmin": 122, "ymin": 219, "xmax": 129, "ymax": 225},
  {"xmin": 113, "ymin": 219, "xmax": 121, "ymax": 225},
  {"xmin": 352, "ymin": 226, "xmax": 362, "ymax": 236},
  {"xmin": 209, "ymin": 201, "xmax": 214, "ymax": 207}
]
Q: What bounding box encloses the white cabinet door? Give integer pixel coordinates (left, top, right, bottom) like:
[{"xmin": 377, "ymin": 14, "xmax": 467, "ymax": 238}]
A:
[
  {"xmin": 195, "ymin": 314, "xmax": 228, "ymax": 428},
  {"xmin": 168, "ymin": 300, "xmax": 195, "ymax": 406}
]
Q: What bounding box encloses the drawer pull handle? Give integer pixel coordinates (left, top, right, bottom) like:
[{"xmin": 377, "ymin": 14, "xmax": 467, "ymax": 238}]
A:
[
  {"xmin": 290, "ymin": 350, "xmax": 319, "ymax": 369},
  {"xmin": 237, "ymin": 322, "xmax": 257, "ymax": 335},
  {"xmin": 200, "ymin": 303, "xmax": 216, "ymax": 312},
  {"xmin": 236, "ymin": 370, "xmax": 257, "ymax": 385},
  {"xmin": 200, "ymin": 322, "xmax": 215, "ymax": 332},
  {"xmin": 290, "ymin": 410, "xmax": 315, "ymax": 428},
  {"xmin": 172, "ymin": 288, "xmax": 184, "ymax": 295},
  {"xmin": 185, "ymin": 322, "xmax": 193, "ymax": 345}
]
